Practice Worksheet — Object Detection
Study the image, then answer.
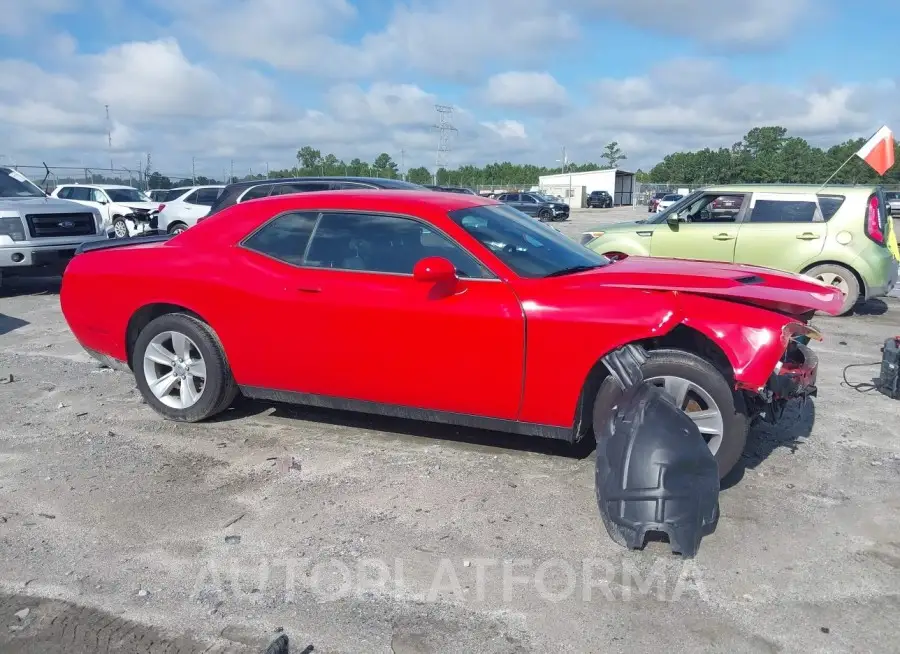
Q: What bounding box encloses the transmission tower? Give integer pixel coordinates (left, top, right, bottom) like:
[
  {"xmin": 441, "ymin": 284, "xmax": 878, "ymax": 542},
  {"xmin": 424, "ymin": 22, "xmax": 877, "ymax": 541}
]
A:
[{"xmin": 433, "ymin": 105, "xmax": 457, "ymax": 184}]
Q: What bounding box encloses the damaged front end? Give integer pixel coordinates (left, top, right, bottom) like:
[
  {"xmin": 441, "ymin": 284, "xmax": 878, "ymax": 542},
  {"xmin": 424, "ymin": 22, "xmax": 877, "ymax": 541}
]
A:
[
  {"xmin": 746, "ymin": 323, "xmax": 821, "ymax": 424},
  {"xmin": 109, "ymin": 208, "xmax": 160, "ymax": 239}
]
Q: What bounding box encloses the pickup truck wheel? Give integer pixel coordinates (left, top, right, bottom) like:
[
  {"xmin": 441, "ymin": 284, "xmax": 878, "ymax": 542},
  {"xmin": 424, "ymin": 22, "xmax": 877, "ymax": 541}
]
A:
[
  {"xmin": 133, "ymin": 313, "xmax": 238, "ymax": 422},
  {"xmin": 803, "ymin": 263, "xmax": 859, "ymax": 316},
  {"xmin": 592, "ymin": 349, "xmax": 749, "ymax": 479},
  {"xmin": 112, "ymin": 218, "xmax": 129, "ymax": 239}
]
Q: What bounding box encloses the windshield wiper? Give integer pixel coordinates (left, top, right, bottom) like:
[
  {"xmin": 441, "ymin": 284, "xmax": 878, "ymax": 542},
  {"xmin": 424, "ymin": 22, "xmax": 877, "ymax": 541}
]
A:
[{"xmin": 544, "ymin": 264, "xmax": 600, "ymax": 278}]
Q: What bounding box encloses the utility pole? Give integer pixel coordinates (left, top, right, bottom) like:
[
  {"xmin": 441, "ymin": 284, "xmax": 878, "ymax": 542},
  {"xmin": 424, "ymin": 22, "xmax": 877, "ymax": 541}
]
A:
[
  {"xmin": 105, "ymin": 105, "xmax": 113, "ymax": 171},
  {"xmin": 433, "ymin": 105, "xmax": 457, "ymax": 186},
  {"xmin": 400, "ymin": 149, "xmax": 405, "ymax": 181},
  {"xmin": 191, "ymin": 157, "xmax": 196, "ymax": 184},
  {"xmin": 230, "ymin": 159, "xmax": 234, "ymax": 183},
  {"xmin": 265, "ymin": 162, "xmax": 270, "ymax": 178}
]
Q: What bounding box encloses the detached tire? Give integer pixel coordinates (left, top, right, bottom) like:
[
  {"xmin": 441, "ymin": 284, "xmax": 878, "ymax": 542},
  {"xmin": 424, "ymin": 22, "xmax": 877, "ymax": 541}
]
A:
[
  {"xmin": 132, "ymin": 313, "xmax": 238, "ymax": 422},
  {"xmin": 803, "ymin": 263, "xmax": 860, "ymax": 316},
  {"xmin": 592, "ymin": 349, "xmax": 749, "ymax": 479}
]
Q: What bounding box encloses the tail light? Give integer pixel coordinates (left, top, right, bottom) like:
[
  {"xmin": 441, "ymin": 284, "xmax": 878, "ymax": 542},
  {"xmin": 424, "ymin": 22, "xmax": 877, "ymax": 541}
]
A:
[
  {"xmin": 580, "ymin": 231, "xmax": 605, "ymax": 245},
  {"xmin": 158, "ymin": 204, "xmax": 166, "ymax": 212},
  {"xmin": 865, "ymin": 195, "xmax": 885, "ymax": 245}
]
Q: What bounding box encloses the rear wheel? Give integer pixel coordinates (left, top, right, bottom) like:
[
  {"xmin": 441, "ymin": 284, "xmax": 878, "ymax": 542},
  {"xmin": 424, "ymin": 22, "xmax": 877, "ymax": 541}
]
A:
[
  {"xmin": 133, "ymin": 313, "xmax": 238, "ymax": 422},
  {"xmin": 167, "ymin": 221, "xmax": 188, "ymax": 235},
  {"xmin": 803, "ymin": 263, "xmax": 859, "ymax": 315},
  {"xmin": 592, "ymin": 349, "xmax": 748, "ymax": 479}
]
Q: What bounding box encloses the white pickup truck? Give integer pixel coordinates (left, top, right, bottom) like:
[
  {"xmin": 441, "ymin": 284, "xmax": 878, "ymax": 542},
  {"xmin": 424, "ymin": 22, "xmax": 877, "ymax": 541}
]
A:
[{"xmin": 0, "ymin": 167, "xmax": 107, "ymax": 286}]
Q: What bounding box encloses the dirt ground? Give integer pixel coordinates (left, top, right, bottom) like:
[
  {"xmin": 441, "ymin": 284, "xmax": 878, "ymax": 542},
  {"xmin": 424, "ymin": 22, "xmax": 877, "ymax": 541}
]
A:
[{"xmin": 1, "ymin": 207, "xmax": 899, "ymax": 653}]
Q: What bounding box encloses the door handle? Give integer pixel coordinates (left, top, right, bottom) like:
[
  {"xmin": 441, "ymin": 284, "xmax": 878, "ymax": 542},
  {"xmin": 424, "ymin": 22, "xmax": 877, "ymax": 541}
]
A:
[
  {"xmin": 296, "ymin": 286, "xmax": 321, "ymax": 293},
  {"xmin": 712, "ymin": 233, "xmax": 735, "ymax": 241},
  {"xmin": 796, "ymin": 233, "xmax": 821, "ymax": 240}
]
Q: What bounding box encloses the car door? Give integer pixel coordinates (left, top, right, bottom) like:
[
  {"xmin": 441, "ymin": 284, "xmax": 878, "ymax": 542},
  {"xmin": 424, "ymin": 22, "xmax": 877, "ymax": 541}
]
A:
[
  {"xmin": 235, "ymin": 210, "xmax": 525, "ymax": 420},
  {"xmin": 733, "ymin": 192, "xmax": 826, "ymax": 272},
  {"xmin": 649, "ymin": 192, "xmax": 748, "ymax": 262},
  {"xmin": 517, "ymin": 194, "xmax": 541, "ymax": 216}
]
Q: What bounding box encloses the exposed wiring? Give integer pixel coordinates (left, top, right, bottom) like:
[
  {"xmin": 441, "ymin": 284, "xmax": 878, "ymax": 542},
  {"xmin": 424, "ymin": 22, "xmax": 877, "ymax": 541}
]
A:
[{"xmin": 841, "ymin": 361, "xmax": 882, "ymax": 393}]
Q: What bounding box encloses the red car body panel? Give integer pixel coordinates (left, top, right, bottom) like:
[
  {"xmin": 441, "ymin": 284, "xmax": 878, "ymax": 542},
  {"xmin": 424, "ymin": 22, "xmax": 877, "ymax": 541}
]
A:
[{"xmin": 60, "ymin": 191, "xmax": 842, "ymax": 433}]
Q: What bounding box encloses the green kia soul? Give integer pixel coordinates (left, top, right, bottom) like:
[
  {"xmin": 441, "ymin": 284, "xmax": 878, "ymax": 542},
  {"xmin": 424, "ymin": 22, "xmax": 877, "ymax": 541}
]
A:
[{"xmin": 581, "ymin": 185, "xmax": 898, "ymax": 315}]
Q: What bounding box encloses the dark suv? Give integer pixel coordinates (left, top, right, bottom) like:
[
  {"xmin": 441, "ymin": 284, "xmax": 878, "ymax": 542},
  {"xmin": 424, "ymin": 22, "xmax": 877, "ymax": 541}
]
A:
[
  {"xmin": 207, "ymin": 176, "xmax": 426, "ymax": 216},
  {"xmin": 586, "ymin": 190, "xmax": 613, "ymax": 208},
  {"xmin": 495, "ymin": 192, "xmax": 570, "ymax": 221}
]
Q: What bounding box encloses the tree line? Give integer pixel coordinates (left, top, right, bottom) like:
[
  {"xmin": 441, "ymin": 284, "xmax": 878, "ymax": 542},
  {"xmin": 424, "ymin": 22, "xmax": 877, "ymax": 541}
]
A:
[{"xmin": 132, "ymin": 127, "xmax": 900, "ymax": 190}]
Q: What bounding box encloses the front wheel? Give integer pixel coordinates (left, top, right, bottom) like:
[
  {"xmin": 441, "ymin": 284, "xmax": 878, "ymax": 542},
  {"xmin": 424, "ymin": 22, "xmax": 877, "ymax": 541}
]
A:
[
  {"xmin": 538, "ymin": 209, "xmax": 552, "ymax": 221},
  {"xmin": 592, "ymin": 349, "xmax": 749, "ymax": 479},
  {"xmin": 133, "ymin": 313, "xmax": 238, "ymax": 422},
  {"xmin": 112, "ymin": 218, "xmax": 129, "ymax": 239}
]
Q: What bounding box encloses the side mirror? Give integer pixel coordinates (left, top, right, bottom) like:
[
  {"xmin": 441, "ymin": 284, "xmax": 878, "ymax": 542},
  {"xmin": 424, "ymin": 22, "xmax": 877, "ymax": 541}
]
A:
[
  {"xmin": 98, "ymin": 199, "xmax": 108, "ymax": 205},
  {"xmin": 666, "ymin": 214, "xmax": 680, "ymax": 225},
  {"xmin": 413, "ymin": 256, "xmax": 457, "ymax": 284}
]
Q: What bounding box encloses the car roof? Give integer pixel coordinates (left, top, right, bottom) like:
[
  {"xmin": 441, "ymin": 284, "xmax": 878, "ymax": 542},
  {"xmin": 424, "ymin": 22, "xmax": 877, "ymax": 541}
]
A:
[
  {"xmin": 226, "ymin": 176, "xmax": 424, "ymax": 191},
  {"xmin": 237, "ymin": 189, "xmax": 494, "ymax": 214},
  {"xmin": 59, "ymin": 183, "xmax": 137, "ymax": 190},
  {"xmin": 703, "ymin": 184, "xmax": 878, "ymax": 195}
]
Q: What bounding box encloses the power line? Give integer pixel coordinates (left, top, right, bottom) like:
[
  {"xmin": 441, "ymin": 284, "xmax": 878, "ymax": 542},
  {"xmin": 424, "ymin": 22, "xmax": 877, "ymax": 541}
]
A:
[{"xmin": 433, "ymin": 104, "xmax": 457, "ymax": 185}]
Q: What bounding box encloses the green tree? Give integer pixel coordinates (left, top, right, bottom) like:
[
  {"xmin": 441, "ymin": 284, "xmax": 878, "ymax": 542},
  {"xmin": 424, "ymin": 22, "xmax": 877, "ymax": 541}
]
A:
[
  {"xmin": 372, "ymin": 153, "xmax": 398, "ymax": 177},
  {"xmin": 601, "ymin": 141, "xmax": 627, "ymax": 168},
  {"xmin": 296, "ymin": 146, "xmax": 322, "ymax": 170},
  {"xmin": 407, "ymin": 166, "xmax": 432, "ymax": 185}
]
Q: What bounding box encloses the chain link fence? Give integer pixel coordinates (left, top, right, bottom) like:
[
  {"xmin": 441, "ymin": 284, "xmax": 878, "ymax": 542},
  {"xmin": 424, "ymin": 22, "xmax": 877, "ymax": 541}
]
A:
[{"xmin": 2, "ymin": 164, "xmax": 197, "ymax": 192}]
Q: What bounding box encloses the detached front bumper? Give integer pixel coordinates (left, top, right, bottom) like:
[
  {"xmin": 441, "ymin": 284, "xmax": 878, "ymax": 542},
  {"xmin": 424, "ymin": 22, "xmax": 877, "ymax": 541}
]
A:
[{"xmin": 751, "ymin": 340, "xmax": 818, "ymax": 422}]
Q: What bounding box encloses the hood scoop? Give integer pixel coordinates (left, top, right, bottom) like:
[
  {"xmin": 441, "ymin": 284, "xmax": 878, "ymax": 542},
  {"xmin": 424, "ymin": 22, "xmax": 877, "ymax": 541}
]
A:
[{"xmin": 734, "ymin": 274, "xmax": 764, "ymax": 285}]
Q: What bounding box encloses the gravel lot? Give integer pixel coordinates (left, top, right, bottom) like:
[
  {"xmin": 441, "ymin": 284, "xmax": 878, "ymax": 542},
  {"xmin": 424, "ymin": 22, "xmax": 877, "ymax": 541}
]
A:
[{"xmin": 1, "ymin": 207, "xmax": 899, "ymax": 653}]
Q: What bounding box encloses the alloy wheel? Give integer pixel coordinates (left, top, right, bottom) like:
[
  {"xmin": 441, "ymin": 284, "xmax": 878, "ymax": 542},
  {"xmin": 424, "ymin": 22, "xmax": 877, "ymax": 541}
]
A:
[
  {"xmin": 646, "ymin": 374, "xmax": 724, "ymax": 455},
  {"xmin": 142, "ymin": 331, "xmax": 207, "ymax": 409}
]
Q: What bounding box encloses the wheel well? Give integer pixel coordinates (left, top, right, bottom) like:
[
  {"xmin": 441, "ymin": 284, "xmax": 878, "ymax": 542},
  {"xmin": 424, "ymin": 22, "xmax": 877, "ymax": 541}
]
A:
[
  {"xmin": 125, "ymin": 303, "xmax": 203, "ymax": 368},
  {"xmin": 800, "ymin": 260, "xmax": 866, "ymax": 296},
  {"xmin": 572, "ymin": 325, "xmax": 734, "ymax": 441}
]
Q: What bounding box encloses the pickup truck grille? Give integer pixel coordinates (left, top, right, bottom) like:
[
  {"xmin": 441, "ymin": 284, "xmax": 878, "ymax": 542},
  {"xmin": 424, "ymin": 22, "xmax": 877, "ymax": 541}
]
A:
[{"xmin": 25, "ymin": 212, "xmax": 97, "ymax": 238}]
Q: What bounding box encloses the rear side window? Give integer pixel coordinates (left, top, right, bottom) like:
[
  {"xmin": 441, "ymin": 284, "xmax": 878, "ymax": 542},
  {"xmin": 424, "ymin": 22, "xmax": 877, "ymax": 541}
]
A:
[
  {"xmin": 242, "ymin": 212, "xmax": 319, "ymax": 266},
  {"xmin": 69, "ymin": 187, "xmax": 92, "ymax": 201},
  {"xmin": 56, "ymin": 187, "xmax": 72, "ymax": 199},
  {"xmin": 816, "ymin": 195, "xmax": 845, "ymax": 221},
  {"xmin": 163, "ymin": 188, "xmax": 190, "ymax": 202},
  {"xmin": 240, "ymin": 185, "xmax": 275, "ymax": 202},
  {"xmin": 193, "ymin": 187, "xmax": 222, "ymax": 205},
  {"xmin": 748, "ymin": 200, "xmax": 818, "ymax": 223}
]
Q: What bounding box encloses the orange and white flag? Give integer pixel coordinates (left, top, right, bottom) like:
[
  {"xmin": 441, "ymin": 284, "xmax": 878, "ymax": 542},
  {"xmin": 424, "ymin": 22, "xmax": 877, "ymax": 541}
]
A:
[{"xmin": 856, "ymin": 125, "xmax": 895, "ymax": 176}]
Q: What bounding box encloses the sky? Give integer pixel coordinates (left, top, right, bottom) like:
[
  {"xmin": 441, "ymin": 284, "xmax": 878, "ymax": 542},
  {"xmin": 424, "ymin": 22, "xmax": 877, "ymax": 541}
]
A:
[{"xmin": 0, "ymin": 0, "xmax": 898, "ymax": 180}]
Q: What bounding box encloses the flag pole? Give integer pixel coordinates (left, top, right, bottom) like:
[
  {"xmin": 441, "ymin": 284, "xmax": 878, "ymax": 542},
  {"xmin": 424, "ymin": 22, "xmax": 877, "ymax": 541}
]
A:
[{"xmin": 817, "ymin": 153, "xmax": 857, "ymax": 191}]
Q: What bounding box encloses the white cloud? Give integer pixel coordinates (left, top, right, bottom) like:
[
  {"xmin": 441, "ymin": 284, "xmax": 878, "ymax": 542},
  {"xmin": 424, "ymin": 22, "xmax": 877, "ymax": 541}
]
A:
[
  {"xmin": 0, "ymin": 0, "xmax": 73, "ymax": 37},
  {"xmin": 482, "ymin": 72, "xmax": 568, "ymax": 110}
]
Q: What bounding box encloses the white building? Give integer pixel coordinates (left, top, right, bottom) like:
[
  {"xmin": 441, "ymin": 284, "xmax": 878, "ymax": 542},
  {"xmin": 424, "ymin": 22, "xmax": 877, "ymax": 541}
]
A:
[{"xmin": 538, "ymin": 168, "xmax": 636, "ymax": 208}]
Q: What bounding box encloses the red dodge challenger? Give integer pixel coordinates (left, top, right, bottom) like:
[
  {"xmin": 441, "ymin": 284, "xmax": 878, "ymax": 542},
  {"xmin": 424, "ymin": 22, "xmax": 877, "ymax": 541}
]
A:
[{"xmin": 60, "ymin": 191, "xmax": 842, "ymax": 478}]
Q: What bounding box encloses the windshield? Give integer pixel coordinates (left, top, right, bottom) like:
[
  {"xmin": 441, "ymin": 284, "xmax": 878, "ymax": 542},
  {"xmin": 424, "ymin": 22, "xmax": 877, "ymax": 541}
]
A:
[
  {"xmin": 106, "ymin": 188, "xmax": 150, "ymax": 203},
  {"xmin": 448, "ymin": 204, "xmax": 608, "ymax": 278},
  {"xmin": 0, "ymin": 168, "xmax": 47, "ymax": 198},
  {"xmin": 645, "ymin": 191, "xmax": 705, "ymax": 223}
]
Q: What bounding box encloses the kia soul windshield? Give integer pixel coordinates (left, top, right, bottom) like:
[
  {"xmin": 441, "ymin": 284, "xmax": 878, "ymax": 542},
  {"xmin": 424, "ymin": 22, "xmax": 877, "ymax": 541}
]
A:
[{"xmin": 448, "ymin": 203, "xmax": 608, "ymax": 277}]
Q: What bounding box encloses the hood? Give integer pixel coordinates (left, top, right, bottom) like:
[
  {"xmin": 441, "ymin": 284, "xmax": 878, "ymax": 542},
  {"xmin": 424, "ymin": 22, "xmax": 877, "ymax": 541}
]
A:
[
  {"xmin": 562, "ymin": 256, "xmax": 844, "ymax": 316},
  {"xmin": 585, "ymin": 220, "xmax": 652, "ymax": 233},
  {"xmin": 0, "ymin": 196, "xmax": 98, "ymax": 214},
  {"xmin": 115, "ymin": 201, "xmax": 158, "ymax": 211}
]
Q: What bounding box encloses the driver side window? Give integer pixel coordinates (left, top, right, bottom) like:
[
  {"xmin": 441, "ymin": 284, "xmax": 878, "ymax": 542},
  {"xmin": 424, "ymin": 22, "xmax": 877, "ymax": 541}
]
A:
[
  {"xmin": 678, "ymin": 194, "xmax": 745, "ymax": 223},
  {"xmin": 90, "ymin": 189, "xmax": 108, "ymax": 203}
]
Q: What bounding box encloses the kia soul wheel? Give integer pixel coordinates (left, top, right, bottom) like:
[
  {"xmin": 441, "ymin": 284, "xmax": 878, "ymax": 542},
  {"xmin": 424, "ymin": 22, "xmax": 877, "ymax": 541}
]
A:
[
  {"xmin": 133, "ymin": 313, "xmax": 238, "ymax": 422},
  {"xmin": 592, "ymin": 349, "xmax": 749, "ymax": 478}
]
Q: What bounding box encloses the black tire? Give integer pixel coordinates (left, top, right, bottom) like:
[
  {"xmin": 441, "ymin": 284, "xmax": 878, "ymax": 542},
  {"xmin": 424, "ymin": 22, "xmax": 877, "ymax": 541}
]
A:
[
  {"xmin": 132, "ymin": 313, "xmax": 238, "ymax": 422},
  {"xmin": 538, "ymin": 209, "xmax": 552, "ymax": 221},
  {"xmin": 803, "ymin": 263, "xmax": 860, "ymax": 316},
  {"xmin": 112, "ymin": 217, "xmax": 129, "ymax": 239},
  {"xmin": 167, "ymin": 221, "xmax": 188, "ymax": 235},
  {"xmin": 591, "ymin": 349, "xmax": 749, "ymax": 479}
]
